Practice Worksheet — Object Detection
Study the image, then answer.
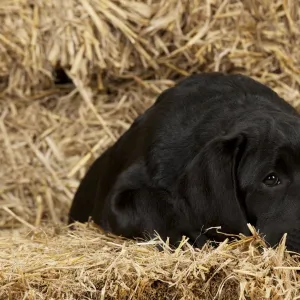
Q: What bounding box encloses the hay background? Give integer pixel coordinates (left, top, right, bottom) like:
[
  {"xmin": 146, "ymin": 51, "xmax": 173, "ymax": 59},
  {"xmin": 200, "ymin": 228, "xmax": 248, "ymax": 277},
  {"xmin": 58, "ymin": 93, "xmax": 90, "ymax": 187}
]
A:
[{"xmin": 1, "ymin": 0, "xmax": 300, "ymax": 299}]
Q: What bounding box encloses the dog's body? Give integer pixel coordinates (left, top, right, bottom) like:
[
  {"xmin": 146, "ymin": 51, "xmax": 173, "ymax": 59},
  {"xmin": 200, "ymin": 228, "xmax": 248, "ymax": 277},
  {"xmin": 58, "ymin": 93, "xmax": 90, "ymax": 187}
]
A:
[{"xmin": 69, "ymin": 73, "xmax": 300, "ymax": 251}]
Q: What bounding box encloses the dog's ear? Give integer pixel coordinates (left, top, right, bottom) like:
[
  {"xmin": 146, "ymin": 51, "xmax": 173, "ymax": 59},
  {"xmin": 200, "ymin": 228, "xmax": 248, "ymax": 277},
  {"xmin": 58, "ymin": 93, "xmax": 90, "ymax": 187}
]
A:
[
  {"xmin": 180, "ymin": 131, "xmax": 250, "ymax": 237},
  {"xmin": 98, "ymin": 162, "xmax": 146, "ymax": 236},
  {"xmin": 92, "ymin": 161, "xmax": 169, "ymax": 240}
]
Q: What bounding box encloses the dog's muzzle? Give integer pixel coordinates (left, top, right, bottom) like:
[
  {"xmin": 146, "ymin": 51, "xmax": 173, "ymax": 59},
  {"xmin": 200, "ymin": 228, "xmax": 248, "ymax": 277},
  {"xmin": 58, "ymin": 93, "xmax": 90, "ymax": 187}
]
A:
[{"xmin": 286, "ymin": 228, "xmax": 300, "ymax": 252}]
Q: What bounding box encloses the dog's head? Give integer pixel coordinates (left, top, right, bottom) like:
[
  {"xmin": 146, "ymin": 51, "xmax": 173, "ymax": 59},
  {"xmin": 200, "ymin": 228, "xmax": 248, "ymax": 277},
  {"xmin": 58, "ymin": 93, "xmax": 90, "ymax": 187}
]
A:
[{"xmin": 181, "ymin": 113, "xmax": 300, "ymax": 250}]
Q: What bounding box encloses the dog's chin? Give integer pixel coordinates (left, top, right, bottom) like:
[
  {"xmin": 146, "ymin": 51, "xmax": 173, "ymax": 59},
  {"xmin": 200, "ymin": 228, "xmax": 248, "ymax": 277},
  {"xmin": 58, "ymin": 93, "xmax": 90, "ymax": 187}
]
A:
[
  {"xmin": 285, "ymin": 228, "xmax": 300, "ymax": 252},
  {"xmin": 262, "ymin": 228, "xmax": 300, "ymax": 252}
]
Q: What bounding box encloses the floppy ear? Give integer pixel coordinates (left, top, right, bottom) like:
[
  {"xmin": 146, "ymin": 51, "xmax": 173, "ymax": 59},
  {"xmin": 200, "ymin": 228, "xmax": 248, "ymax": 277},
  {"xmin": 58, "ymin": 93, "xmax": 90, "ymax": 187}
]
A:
[
  {"xmin": 92, "ymin": 161, "xmax": 171, "ymax": 241},
  {"xmin": 180, "ymin": 132, "xmax": 250, "ymax": 238}
]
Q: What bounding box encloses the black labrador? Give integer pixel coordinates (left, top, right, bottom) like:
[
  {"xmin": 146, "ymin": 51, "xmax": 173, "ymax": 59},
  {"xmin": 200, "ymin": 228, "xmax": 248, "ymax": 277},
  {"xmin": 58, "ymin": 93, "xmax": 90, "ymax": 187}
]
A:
[{"xmin": 69, "ymin": 73, "xmax": 300, "ymax": 251}]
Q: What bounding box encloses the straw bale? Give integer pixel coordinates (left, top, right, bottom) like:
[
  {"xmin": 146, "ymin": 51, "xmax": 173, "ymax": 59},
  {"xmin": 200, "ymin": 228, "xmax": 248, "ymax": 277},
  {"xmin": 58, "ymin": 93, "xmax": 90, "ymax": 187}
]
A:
[
  {"xmin": 1, "ymin": 223, "xmax": 300, "ymax": 299},
  {"xmin": 0, "ymin": 0, "xmax": 299, "ymax": 98}
]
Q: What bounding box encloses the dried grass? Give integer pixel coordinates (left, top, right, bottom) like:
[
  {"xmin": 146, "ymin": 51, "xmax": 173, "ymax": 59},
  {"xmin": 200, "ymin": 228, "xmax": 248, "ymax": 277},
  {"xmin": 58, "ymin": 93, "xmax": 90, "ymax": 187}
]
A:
[
  {"xmin": 0, "ymin": 80, "xmax": 171, "ymax": 229},
  {"xmin": 1, "ymin": 223, "xmax": 300, "ymax": 299},
  {"xmin": 1, "ymin": 0, "xmax": 300, "ymax": 298},
  {"xmin": 0, "ymin": 0, "xmax": 300, "ymax": 100}
]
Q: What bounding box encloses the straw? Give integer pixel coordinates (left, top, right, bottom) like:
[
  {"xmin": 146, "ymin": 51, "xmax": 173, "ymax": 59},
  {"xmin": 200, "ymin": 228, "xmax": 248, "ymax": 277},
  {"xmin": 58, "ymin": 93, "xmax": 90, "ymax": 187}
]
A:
[{"xmin": 1, "ymin": 0, "xmax": 300, "ymax": 298}]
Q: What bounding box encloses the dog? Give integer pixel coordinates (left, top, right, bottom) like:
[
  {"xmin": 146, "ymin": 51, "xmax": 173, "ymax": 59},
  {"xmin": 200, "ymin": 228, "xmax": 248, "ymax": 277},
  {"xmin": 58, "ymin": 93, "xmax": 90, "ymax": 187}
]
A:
[{"xmin": 69, "ymin": 73, "xmax": 300, "ymax": 251}]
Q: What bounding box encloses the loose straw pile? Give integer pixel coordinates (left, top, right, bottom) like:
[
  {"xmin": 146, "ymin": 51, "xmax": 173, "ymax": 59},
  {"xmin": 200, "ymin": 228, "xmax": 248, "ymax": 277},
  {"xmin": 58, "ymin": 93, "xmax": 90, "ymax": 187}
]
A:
[{"xmin": 1, "ymin": 223, "xmax": 300, "ymax": 299}]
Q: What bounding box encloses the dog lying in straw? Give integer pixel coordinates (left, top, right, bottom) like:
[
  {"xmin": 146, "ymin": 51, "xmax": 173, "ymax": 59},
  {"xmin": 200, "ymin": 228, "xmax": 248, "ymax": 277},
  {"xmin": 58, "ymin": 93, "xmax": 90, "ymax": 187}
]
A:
[{"xmin": 69, "ymin": 73, "xmax": 300, "ymax": 251}]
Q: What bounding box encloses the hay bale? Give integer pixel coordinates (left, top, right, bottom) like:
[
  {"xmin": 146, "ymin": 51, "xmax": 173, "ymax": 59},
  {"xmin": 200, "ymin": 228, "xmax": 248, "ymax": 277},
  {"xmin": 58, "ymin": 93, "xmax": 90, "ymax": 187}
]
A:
[
  {"xmin": 1, "ymin": 223, "xmax": 300, "ymax": 299},
  {"xmin": 1, "ymin": 0, "xmax": 300, "ymax": 98}
]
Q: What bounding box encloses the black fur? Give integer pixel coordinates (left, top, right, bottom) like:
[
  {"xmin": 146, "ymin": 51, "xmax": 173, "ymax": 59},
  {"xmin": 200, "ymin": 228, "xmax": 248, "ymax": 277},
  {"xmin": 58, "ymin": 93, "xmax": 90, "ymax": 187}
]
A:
[{"xmin": 69, "ymin": 73, "xmax": 300, "ymax": 251}]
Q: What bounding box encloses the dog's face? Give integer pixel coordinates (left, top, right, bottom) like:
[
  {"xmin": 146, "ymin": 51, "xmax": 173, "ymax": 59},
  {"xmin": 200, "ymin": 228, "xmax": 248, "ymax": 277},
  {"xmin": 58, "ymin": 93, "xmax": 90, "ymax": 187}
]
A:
[
  {"xmin": 235, "ymin": 120, "xmax": 300, "ymax": 251},
  {"xmin": 181, "ymin": 113, "xmax": 300, "ymax": 251}
]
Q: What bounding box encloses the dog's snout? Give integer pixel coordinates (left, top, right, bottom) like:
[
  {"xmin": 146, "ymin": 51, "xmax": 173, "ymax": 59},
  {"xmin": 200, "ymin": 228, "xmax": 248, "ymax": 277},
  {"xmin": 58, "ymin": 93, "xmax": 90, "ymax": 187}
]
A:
[
  {"xmin": 257, "ymin": 220, "xmax": 300, "ymax": 251},
  {"xmin": 286, "ymin": 228, "xmax": 300, "ymax": 252}
]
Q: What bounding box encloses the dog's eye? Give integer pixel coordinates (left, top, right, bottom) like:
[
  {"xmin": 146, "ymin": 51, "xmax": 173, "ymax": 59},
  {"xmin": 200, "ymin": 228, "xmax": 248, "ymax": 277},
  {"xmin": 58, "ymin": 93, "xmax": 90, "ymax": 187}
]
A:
[{"xmin": 263, "ymin": 173, "xmax": 281, "ymax": 187}]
